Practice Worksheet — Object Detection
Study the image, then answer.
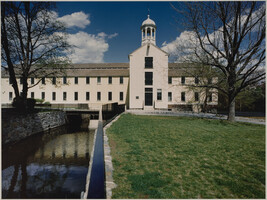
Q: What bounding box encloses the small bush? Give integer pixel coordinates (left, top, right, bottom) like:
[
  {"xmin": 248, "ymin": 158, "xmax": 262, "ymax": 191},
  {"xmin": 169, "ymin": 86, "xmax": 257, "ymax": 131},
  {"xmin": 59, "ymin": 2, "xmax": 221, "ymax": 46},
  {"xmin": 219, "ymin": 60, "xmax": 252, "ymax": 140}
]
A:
[
  {"xmin": 35, "ymin": 98, "xmax": 45, "ymax": 104},
  {"xmin": 12, "ymin": 97, "xmax": 36, "ymax": 112},
  {"xmin": 26, "ymin": 98, "xmax": 36, "ymax": 111},
  {"xmin": 12, "ymin": 96, "xmax": 24, "ymax": 109}
]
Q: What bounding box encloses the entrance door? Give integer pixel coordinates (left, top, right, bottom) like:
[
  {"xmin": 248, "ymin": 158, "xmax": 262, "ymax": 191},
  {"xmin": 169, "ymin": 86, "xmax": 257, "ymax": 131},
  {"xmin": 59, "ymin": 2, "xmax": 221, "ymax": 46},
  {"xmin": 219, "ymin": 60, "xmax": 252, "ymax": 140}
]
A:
[{"xmin": 145, "ymin": 88, "xmax": 153, "ymax": 106}]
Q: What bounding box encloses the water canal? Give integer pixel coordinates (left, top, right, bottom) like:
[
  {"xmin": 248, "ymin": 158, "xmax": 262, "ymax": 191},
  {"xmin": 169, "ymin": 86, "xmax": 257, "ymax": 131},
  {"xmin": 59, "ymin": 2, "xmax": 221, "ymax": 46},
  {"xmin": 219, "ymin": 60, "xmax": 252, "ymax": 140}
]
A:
[{"xmin": 2, "ymin": 125, "xmax": 95, "ymax": 198}]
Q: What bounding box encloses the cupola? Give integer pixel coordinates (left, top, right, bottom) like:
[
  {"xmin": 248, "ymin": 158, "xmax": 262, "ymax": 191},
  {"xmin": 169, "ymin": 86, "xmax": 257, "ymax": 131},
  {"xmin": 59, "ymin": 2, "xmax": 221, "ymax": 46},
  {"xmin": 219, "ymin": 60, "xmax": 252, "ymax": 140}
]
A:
[{"xmin": 141, "ymin": 15, "xmax": 156, "ymax": 46}]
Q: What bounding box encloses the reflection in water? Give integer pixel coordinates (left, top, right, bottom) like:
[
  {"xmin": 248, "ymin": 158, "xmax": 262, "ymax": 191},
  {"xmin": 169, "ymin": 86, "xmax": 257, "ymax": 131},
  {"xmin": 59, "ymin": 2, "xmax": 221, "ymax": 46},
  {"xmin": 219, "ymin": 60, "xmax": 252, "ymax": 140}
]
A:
[{"xmin": 2, "ymin": 126, "xmax": 95, "ymax": 199}]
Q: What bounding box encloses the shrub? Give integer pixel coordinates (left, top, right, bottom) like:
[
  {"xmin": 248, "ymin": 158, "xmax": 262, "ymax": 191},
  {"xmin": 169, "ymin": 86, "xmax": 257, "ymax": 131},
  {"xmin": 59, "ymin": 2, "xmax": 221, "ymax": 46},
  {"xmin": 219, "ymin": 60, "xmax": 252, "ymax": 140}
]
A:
[
  {"xmin": 26, "ymin": 98, "xmax": 36, "ymax": 111},
  {"xmin": 12, "ymin": 97, "xmax": 36, "ymax": 112},
  {"xmin": 35, "ymin": 98, "xmax": 45, "ymax": 104}
]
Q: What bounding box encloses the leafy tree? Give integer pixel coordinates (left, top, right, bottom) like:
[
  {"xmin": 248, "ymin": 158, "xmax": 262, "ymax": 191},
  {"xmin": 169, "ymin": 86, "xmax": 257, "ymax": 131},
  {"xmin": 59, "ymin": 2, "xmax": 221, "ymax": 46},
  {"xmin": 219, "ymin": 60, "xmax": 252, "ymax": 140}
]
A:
[
  {"xmin": 172, "ymin": 2, "xmax": 265, "ymax": 121},
  {"xmin": 1, "ymin": 2, "xmax": 71, "ymax": 111}
]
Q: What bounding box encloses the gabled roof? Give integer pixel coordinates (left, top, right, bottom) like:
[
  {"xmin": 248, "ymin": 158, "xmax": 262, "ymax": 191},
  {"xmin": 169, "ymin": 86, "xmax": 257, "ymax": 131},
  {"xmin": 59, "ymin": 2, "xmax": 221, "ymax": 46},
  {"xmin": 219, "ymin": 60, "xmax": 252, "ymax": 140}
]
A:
[
  {"xmin": 1, "ymin": 63, "xmax": 129, "ymax": 78},
  {"xmin": 128, "ymin": 43, "xmax": 169, "ymax": 58},
  {"xmin": 168, "ymin": 63, "xmax": 197, "ymax": 77},
  {"xmin": 2, "ymin": 62, "xmax": 207, "ymax": 78}
]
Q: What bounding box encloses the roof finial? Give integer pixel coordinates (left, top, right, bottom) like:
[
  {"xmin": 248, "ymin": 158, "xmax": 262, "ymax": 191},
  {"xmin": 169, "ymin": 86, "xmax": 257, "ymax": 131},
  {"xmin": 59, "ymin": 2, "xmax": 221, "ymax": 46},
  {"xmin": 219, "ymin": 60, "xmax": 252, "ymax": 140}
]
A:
[{"xmin": 148, "ymin": 5, "xmax": 150, "ymax": 18}]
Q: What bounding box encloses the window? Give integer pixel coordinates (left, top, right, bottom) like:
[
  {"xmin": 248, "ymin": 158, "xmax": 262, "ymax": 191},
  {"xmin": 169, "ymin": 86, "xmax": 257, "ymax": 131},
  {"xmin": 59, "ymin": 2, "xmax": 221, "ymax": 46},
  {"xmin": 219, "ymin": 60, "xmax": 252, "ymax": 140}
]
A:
[
  {"xmin": 97, "ymin": 92, "xmax": 101, "ymax": 101},
  {"xmin": 20, "ymin": 77, "xmax": 23, "ymax": 84},
  {"xmin": 41, "ymin": 92, "xmax": 45, "ymax": 100},
  {"xmin": 208, "ymin": 93, "xmax": 212, "ymax": 102},
  {"xmin": 145, "ymin": 72, "xmax": 153, "ymax": 85},
  {"xmin": 181, "ymin": 76, "xmax": 185, "ymax": 85},
  {"xmin": 74, "ymin": 92, "xmax": 78, "ymax": 101},
  {"xmin": 52, "ymin": 77, "xmax": 56, "ymax": 85},
  {"xmin": 52, "ymin": 92, "xmax": 56, "ymax": 101},
  {"xmin": 108, "ymin": 77, "xmax": 112, "ymax": 84},
  {"xmin": 31, "ymin": 92, "xmax": 34, "ymax": 99},
  {"xmin": 31, "ymin": 77, "xmax": 34, "ymax": 85},
  {"xmin": 9, "ymin": 92, "xmax": 13, "ymax": 101},
  {"xmin": 147, "ymin": 28, "xmax": 151, "ymax": 36},
  {"xmin": 195, "ymin": 77, "xmax": 199, "ymax": 84},
  {"xmin": 195, "ymin": 92, "xmax": 199, "ymax": 101},
  {"xmin": 108, "ymin": 92, "xmax": 112, "ymax": 101},
  {"xmin": 157, "ymin": 89, "xmax": 162, "ymax": 100},
  {"xmin": 63, "ymin": 92, "xmax": 67, "ymax": 101},
  {"xmin": 181, "ymin": 92, "xmax": 185, "ymax": 102},
  {"xmin": 145, "ymin": 57, "xmax": 153, "ymax": 68},
  {"xmin": 74, "ymin": 77, "xmax": 78, "ymax": 84},
  {"xmin": 42, "ymin": 77, "xmax": 45, "ymax": 85},
  {"xmin": 86, "ymin": 76, "xmax": 90, "ymax": 84},
  {"xmin": 120, "ymin": 76, "xmax": 123, "ymax": 84},
  {"xmin": 97, "ymin": 77, "xmax": 101, "ymax": 84},
  {"xmin": 86, "ymin": 92, "xmax": 90, "ymax": 101},
  {"xmin": 120, "ymin": 92, "xmax": 123, "ymax": 101},
  {"xmin": 168, "ymin": 77, "xmax": 172, "ymax": 84},
  {"xmin": 63, "ymin": 77, "xmax": 67, "ymax": 84},
  {"xmin": 168, "ymin": 92, "xmax": 172, "ymax": 102}
]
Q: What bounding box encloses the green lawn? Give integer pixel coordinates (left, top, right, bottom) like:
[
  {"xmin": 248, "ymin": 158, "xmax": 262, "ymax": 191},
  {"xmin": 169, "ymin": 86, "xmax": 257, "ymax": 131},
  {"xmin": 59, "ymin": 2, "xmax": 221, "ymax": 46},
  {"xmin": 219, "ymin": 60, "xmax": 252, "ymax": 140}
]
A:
[{"xmin": 106, "ymin": 114, "xmax": 265, "ymax": 199}]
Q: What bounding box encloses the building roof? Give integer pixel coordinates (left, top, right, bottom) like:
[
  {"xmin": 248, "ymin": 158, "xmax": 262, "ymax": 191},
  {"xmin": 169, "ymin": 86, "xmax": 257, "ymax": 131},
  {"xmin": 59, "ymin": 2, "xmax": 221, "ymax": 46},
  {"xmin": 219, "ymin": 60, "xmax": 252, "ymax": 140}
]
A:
[
  {"xmin": 1, "ymin": 63, "xmax": 130, "ymax": 78},
  {"xmin": 141, "ymin": 15, "xmax": 156, "ymax": 27},
  {"xmin": 168, "ymin": 63, "xmax": 196, "ymax": 77},
  {"xmin": 128, "ymin": 43, "xmax": 169, "ymax": 57},
  {"xmin": 64, "ymin": 63, "xmax": 130, "ymax": 77},
  {"xmin": 1, "ymin": 63, "xmax": 203, "ymax": 78}
]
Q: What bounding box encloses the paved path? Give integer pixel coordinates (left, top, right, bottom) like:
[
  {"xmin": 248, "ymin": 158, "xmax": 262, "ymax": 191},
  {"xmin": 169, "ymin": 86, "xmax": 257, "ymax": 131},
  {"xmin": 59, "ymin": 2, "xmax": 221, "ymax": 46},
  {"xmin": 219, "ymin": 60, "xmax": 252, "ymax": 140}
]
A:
[{"xmin": 126, "ymin": 110, "xmax": 265, "ymax": 125}]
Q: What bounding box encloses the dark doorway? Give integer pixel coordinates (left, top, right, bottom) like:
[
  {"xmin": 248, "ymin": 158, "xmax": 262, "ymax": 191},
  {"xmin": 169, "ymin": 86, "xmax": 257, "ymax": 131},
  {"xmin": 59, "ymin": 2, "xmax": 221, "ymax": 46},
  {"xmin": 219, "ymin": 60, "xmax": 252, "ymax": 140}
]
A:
[{"xmin": 145, "ymin": 88, "xmax": 153, "ymax": 106}]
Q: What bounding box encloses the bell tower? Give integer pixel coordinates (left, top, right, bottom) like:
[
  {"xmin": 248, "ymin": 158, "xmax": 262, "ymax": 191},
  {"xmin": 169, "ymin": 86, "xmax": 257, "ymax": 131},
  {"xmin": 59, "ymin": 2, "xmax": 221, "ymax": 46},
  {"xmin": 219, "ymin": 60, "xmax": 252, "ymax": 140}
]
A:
[{"xmin": 141, "ymin": 15, "xmax": 156, "ymax": 46}]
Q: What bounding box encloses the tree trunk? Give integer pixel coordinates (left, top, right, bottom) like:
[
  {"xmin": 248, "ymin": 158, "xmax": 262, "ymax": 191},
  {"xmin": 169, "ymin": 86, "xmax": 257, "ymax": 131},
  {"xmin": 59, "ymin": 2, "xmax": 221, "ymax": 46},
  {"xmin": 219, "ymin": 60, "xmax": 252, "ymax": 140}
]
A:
[
  {"xmin": 228, "ymin": 97, "xmax": 235, "ymax": 122},
  {"xmin": 1, "ymin": 3, "xmax": 20, "ymax": 98}
]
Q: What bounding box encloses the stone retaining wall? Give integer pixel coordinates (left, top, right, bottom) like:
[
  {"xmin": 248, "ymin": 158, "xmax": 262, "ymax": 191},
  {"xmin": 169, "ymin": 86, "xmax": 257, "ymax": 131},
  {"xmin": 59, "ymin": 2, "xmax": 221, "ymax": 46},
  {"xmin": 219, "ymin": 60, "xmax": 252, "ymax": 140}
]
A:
[
  {"xmin": 103, "ymin": 114, "xmax": 122, "ymax": 199},
  {"xmin": 2, "ymin": 111, "xmax": 66, "ymax": 145}
]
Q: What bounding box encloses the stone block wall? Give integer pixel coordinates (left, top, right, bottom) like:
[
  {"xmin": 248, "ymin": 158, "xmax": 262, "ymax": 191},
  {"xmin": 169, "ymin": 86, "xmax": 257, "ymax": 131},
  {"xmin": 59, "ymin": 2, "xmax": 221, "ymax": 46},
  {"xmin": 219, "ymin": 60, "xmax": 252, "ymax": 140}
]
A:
[{"xmin": 2, "ymin": 111, "xmax": 66, "ymax": 145}]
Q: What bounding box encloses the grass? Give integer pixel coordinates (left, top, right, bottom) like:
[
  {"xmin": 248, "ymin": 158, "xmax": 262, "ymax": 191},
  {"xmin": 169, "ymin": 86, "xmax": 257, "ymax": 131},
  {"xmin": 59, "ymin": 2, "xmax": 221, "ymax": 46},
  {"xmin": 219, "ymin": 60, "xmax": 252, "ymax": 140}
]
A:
[{"xmin": 106, "ymin": 114, "xmax": 265, "ymax": 199}]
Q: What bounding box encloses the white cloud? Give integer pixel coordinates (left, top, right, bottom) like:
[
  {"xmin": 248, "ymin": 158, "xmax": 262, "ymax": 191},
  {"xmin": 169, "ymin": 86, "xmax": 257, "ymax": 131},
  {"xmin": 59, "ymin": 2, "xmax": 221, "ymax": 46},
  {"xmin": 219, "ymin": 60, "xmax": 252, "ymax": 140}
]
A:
[
  {"xmin": 65, "ymin": 31, "xmax": 118, "ymax": 63},
  {"xmin": 56, "ymin": 12, "xmax": 118, "ymax": 63},
  {"xmin": 58, "ymin": 12, "xmax": 90, "ymax": 29},
  {"xmin": 108, "ymin": 33, "xmax": 118, "ymax": 39},
  {"xmin": 161, "ymin": 3, "xmax": 265, "ymax": 64},
  {"xmin": 66, "ymin": 31, "xmax": 109, "ymax": 63},
  {"xmin": 96, "ymin": 32, "xmax": 118, "ymax": 39},
  {"xmin": 161, "ymin": 31, "xmax": 198, "ymax": 62},
  {"xmin": 97, "ymin": 32, "xmax": 107, "ymax": 38}
]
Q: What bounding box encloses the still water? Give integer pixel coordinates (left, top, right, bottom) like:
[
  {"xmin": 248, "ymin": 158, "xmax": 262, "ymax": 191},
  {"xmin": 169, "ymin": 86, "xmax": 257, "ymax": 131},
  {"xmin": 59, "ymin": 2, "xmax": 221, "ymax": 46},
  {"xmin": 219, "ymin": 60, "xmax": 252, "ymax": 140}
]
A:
[{"xmin": 2, "ymin": 126, "xmax": 95, "ymax": 199}]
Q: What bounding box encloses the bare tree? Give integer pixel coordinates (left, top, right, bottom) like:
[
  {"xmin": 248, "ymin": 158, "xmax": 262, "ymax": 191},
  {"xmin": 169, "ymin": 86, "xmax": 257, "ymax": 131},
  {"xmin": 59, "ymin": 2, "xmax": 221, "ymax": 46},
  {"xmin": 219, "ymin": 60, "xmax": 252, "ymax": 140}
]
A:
[
  {"xmin": 172, "ymin": 2, "xmax": 265, "ymax": 121},
  {"xmin": 1, "ymin": 2, "xmax": 71, "ymax": 111},
  {"xmin": 183, "ymin": 64, "xmax": 220, "ymax": 113}
]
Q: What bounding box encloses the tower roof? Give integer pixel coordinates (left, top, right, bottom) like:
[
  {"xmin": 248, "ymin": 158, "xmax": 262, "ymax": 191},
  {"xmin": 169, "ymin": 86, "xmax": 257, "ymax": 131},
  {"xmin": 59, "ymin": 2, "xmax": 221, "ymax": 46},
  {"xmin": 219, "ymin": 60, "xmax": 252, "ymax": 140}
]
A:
[{"xmin": 141, "ymin": 15, "xmax": 156, "ymax": 28}]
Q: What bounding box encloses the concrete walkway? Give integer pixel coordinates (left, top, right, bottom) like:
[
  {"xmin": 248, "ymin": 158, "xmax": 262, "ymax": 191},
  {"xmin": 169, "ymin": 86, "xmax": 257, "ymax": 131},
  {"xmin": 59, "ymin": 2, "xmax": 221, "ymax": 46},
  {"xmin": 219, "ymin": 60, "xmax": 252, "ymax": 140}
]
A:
[{"xmin": 126, "ymin": 110, "xmax": 265, "ymax": 125}]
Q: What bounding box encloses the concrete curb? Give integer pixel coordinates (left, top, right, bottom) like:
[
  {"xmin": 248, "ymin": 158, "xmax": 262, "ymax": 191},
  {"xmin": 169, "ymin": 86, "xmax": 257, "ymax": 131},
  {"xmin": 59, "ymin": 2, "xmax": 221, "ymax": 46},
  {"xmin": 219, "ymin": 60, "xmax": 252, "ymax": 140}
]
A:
[
  {"xmin": 103, "ymin": 114, "xmax": 122, "ymax": 199},
  {"xmin": 126, "ymin": 110, "xmax": 265, "ymax": 125},
  {"xmin": 82, "ymin": 128, "xmax": 98, "ymax": 199}
]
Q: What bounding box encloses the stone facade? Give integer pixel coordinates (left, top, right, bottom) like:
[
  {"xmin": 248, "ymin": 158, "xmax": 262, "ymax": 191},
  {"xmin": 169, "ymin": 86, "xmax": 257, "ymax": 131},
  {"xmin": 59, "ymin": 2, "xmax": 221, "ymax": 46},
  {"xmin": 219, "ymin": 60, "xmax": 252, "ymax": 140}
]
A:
[{"xmin": 2, "ymin": 111, "xmax": 66, "ymax": 145}]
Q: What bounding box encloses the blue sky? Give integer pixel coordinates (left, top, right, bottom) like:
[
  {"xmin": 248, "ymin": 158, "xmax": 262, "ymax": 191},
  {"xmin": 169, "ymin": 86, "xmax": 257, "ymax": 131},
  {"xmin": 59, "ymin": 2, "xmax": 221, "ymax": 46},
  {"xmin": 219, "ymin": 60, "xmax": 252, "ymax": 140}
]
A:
[{"xmin": 56, "ymin": 1, "xmax": 184, "ymax": 63}]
